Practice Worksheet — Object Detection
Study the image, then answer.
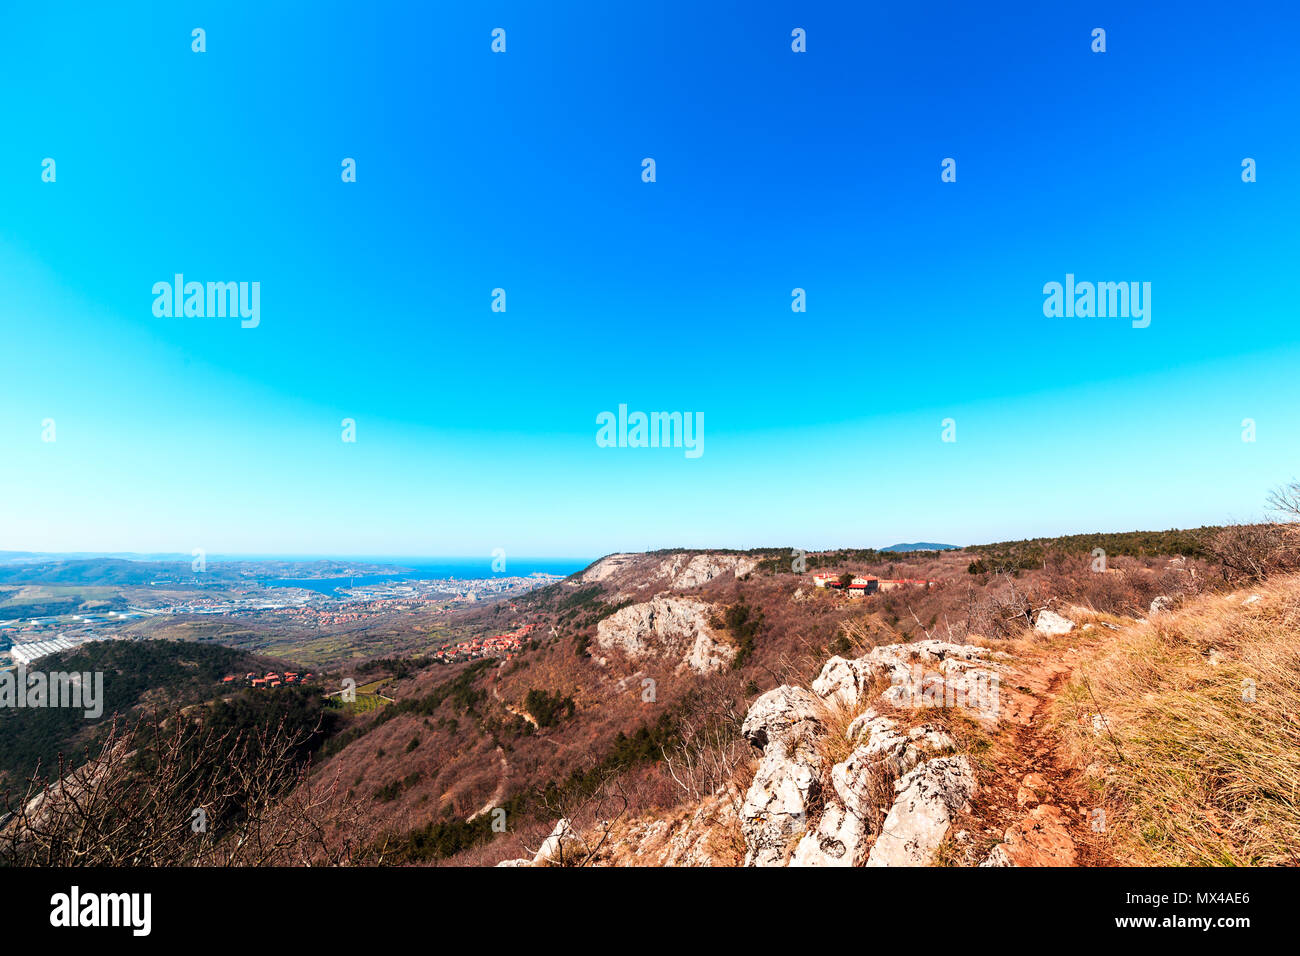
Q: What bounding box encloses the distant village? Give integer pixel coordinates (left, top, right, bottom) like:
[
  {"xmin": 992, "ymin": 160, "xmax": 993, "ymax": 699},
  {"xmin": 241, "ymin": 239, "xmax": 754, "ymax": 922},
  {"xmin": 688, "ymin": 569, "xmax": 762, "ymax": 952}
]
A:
[
  {"xmin": 433, "ymin": 622, "xmax": 538, "ymax": 664},
  {"xmin": 222, "ymin": 670, "xmax": 316, "ymax": 689},
  {"xmin": 812, "ymin": 573, "xmax": 937, "ymax": 596}
]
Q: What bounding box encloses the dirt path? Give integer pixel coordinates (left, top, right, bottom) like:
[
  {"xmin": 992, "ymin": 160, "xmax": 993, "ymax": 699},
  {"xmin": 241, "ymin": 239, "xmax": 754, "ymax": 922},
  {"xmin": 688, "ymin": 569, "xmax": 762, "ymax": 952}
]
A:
[
  {"xmin": 961, "ymin": 642, "xmax": 1115, "ymax": 866},
  {"xmin": 467, "ymin": 746, "xmax": 509, "ymax": 822},
  {"xmin": 491, "ymin": 680, "xmax": 539, "ymax": 729}
]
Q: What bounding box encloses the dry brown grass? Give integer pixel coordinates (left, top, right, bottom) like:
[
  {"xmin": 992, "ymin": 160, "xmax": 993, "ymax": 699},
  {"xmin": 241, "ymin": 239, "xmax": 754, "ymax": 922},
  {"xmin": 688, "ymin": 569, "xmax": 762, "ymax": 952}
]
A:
[
  {"xmin": 814, "ymin": 699, "xmax": 865, "ymax": 769},
  {"xmin": 1055, "ymin": 575, "xmax": 1300, "ymax": 865}
]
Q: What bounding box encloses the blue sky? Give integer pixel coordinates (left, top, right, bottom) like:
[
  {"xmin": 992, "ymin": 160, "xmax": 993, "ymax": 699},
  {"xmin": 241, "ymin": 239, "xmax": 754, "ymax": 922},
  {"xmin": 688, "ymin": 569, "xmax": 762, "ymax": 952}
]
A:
[{"xmin": 2, "ymin": 1, "xmax": 1298, "ymax": 558}]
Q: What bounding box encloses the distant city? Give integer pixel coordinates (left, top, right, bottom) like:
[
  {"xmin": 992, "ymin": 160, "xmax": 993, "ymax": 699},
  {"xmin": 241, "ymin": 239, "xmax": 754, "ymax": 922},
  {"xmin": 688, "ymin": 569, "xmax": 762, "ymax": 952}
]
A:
[{"xmin": 0, "ymin": 555, "xmax": 583, "ymax": 668}]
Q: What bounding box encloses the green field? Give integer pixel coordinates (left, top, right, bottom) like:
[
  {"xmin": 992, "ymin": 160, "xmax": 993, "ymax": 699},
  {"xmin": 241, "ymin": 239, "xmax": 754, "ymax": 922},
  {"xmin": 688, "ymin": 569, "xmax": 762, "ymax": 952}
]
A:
[{"xmin": 0, "ymin": 584, "xmax": 119, "ymax": 607}]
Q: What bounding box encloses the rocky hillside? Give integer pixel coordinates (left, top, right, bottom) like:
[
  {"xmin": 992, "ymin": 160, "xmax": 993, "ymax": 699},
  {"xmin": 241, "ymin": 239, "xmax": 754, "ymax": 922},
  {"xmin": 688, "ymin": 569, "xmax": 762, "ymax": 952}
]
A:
[
  {"xmin": 36, "ymin": 535, "xmax": 1240, "ymax": 867},
  {"xmin": 10, "ymin": 533, "xmax": 1293, "ymax": 867},
  {"xmin": 493, "ymin": 555, "xmax": 1299, "ymax": 867}
]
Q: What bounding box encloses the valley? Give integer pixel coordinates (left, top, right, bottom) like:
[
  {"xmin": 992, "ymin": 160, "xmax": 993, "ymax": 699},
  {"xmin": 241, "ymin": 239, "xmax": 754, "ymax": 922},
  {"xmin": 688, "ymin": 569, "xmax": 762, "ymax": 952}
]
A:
[{"xmin": 2, "ymin": 526, "xmax": 1296, "ymax": 868}]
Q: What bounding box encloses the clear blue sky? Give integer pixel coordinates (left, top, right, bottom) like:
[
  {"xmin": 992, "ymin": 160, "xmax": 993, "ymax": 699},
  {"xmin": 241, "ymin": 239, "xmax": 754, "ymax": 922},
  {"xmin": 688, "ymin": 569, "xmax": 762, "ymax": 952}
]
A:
[{"xmin": 2, "ymin": 1, "xmax": 1298, "ymax": 558}]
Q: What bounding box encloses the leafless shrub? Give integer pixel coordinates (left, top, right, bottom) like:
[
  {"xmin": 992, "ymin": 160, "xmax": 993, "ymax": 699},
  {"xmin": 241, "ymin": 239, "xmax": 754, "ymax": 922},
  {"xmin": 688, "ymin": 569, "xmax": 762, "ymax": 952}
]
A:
[
  {"xmin": 1208, "ymin": 523, "xmax": 1297, "ymax": 584},
  {"xmin": 530, "ymin": 766, "xmax": 631, "ymax": 867},
  {"xmin": 661, "ymin": 675, "xmax": 749, "ymax": 808},
  {"xmin": 965, "ymin": 574, "xmax": 1034, "ymax": 639},
  {"xmin": 0, "ymin": 710, "xmax": 375, "ymax": 866}
]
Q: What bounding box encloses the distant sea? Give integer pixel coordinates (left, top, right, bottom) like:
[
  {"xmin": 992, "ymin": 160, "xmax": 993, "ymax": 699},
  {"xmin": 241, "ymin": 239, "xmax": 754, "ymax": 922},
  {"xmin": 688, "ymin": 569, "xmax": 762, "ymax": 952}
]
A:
[{"xmin": 256, "ymin": 557, "xmax": 591, "ymax": 597}]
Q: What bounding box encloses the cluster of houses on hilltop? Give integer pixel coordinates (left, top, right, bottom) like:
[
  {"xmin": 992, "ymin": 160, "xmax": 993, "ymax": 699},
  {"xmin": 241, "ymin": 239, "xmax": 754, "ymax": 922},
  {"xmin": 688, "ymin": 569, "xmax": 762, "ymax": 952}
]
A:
[
  {"xmin": 434, "ymin": 622, "xmax": 538, "ymax": 664},
  {"xmin": 221, "ymin": 670, "xmax": 315, "ymax": 689},
  {"xmin": 812, "ymin": 574, "xmax": 936, "ymax": 596}
]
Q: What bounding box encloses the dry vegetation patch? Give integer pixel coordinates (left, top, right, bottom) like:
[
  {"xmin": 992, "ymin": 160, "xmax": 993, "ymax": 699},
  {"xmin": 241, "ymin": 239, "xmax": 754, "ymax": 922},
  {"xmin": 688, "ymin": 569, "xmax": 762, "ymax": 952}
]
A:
[{"xmin": 1056, "ymin": 577, "xmax": 1300, "ymax": 865}]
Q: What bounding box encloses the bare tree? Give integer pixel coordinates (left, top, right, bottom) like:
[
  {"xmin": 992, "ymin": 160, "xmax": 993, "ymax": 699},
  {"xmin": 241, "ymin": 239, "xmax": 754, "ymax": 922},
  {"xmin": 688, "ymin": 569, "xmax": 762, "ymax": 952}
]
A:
[
  {"xmin": 1267, "ymin": 479, "xmax": 1300, "ymax": 522},
  {"xmin": 528, "ymin": 766, "xmax": 631, "ymax": 867},
  {"xmin": 1, "ymin": 709, "xmax": 377, "ymax": 867},
  {"xmin": 964, "ymin": 573, "xmax": 1034, "ymax": 639},
  {"xmin": 661, "ymin": 676, "xmax": 749, "ymax": 808},
  {"xmin": 1208, "ymin": 523, "xmax": 1293, "ymax": 583}
]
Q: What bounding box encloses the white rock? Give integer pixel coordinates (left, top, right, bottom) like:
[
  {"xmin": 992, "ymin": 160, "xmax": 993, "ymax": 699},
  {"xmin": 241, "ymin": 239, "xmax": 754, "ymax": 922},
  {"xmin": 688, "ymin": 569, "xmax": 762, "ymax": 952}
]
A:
[
  {"xmin": 907, "ymin": 724, "xmax": 957, "ymax": 753},
  {"xmin": 866, "ymin": 639, "xmax": 999, "ymax": 667},
  {"xmin": 532, "ymin": 818, "xmax": 584, "ymax": 866},
  {"xmin": 1149, "ymin": 595, "xmax": 1173, "ymax": 615},
  {"xmin": 581, "ymin": 553, "xmax": 638, "ymax": 583},
  {"xmin": 789, "ymin": 801, "xmax": 868, "ymax": 867},
  {"xmin": 812, "ymin": 656, "xmax": 884, "ymax": 708},
  {"xmin": 979, "ymin": 844, "xmax": 1013, "ymax": 867},
  {"xmin": 834, "ymin": 722, "xmax": 956, "ymax": 815},
  {"xmin": 740, "ymin": 685, "xmax": 826, "ymax": 866},
  {"xmin": 595, "ymin": 596, "xmax": 735, "ymax": 674},
  {"xmin": 1034, "ymin": 609, "xmax": 1075, "ymax": 636},
  {"xmin": 865, "ymin": 756, "xmax": 976, "ymax": 867},
  {"xmin": 844, "ymin": 709, "xmax": 888, "ymax": 744},
  {"xmin": 657, "ymin": 553, "xmax": 760, "ymax": 589},
  {"xmin": 741, "ymin": 685, "xmax": 824, "ymax": 749},
  {"xmin": 740, "ymin": 735, "xmax": 822, "ymax": 866}
]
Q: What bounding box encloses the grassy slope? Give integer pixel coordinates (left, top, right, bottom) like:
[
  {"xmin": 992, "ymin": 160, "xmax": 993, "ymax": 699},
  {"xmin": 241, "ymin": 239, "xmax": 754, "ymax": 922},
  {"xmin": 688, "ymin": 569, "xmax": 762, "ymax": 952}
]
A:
[{"xmin": 1056, "ymin": 576, "xmax": 1300, "ymax": 865}]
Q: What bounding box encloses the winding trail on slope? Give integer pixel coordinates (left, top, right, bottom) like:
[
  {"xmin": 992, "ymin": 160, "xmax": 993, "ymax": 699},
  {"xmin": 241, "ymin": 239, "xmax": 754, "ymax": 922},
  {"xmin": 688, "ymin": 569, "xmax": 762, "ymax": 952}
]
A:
[
  {"xmin": 491, "ymin": 680, "xmax": 539, "ymax": 729},
  {"xmin": 964, "ymin": 637, "xmax": 1116, "ymax": 866},
  {"xmin": 467, "ymin": 746, "xmax": 509, "ymax": 822},
  {"xmin": 466, "ymin": 675, "xmax": 557, "ymax": 821}
]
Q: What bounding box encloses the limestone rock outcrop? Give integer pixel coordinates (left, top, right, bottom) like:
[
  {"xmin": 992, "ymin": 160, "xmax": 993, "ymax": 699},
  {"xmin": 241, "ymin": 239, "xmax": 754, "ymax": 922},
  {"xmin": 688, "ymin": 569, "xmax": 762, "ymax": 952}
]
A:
[
  {"xmin": 595, "ymin": 597, "xmax": 735, "ymax": 674},
  {"xmin": 735, "ymin": 640, "xmax": 993, "ymax": 867},
  {"xmin": 657, "ymin": 553, "xmax": 760, "ymax": 589},
  {"xmin": 739, "ymin": 685, "xmax": 826, "ymax": 866},
  {"xmin": 865, "ymin": 756, "xmax": 977, "ymax": 867},
  {"xmin": 581, "ymin": 553, "xmax": 639, "ymax": 583}
]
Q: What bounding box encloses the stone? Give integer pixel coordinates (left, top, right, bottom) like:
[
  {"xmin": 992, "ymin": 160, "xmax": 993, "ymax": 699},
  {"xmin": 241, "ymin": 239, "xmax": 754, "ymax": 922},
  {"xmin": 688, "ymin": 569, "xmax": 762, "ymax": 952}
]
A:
[
  {"xmin": 740, "ymin": 735, "xmax": 822, "ymax": 866},
  {"xmin": 740, "ymin": 685, "xmax": 826, "ymax": 866},
  {"xmin": 1034, "ymin": 609, "xmax": 1075, "ymax": 636},
  {"xmin": 532, "ymin": 818, "xmax": 585, "ymax": 866},
  {"xmin": 979, "ymin": 844, "xmax": 1012, "ymax": 867},
  {"xmin": 812, "ymin": 656, "xmax": 883, "ymax": 708},
  {"xmin": 581, "ymin": 553, "xmax": 638, "ymax": 583},
  {"xmin": 595, "ymin": 596, "xmax": 735, "ymax": 674},
  {"xmin": 836, "ymin": 720, "xmax": 956, "ymax": 807},
  {"xmin": 984, "ymin": 804, "xmax": 1076, "ymax": 867},
  {"xmin": 789, "ymin": 801, "xmax": 869, "ymax": 867},
  {"xmin": 657, "ymin": 553, "xmax": 760, "ymax": 589},
  {"xmin": 741, "ymin": 685, "xmax": 824, "ymax": 749},
  {"xmin": 865, "ymin": 756, "xmax": 976, "ymax": 867}
]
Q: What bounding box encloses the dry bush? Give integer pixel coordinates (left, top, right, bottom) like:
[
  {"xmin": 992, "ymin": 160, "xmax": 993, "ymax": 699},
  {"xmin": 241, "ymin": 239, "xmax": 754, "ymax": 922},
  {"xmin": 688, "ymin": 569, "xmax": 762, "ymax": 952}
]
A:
[
  {"xmin": 661, "ymin": 673, "xmax": 749, "ymax": 806},
  {"xmin": 1208, "ymin": 523, "xmax": 1299, "ymax": 583},
  {"xmin": 1037, "ymin": 554, "xmax": 1204, "ymax": 617},
  {"xmin": 528, "ymin": 766, "xmax": 631, "ymax": 866},
  {"xmin": 1, "ymin": 711, "xmax": 375, "ymax": 866},
  {"xmin": 1055, "ymin": 576, "xmax": 1300, "ymax": 865},
  {"xmin": 812, "ymin": 699, "xmax": 863, "ymax": 771},
  {"xmin": 964, "ymin": 574, "xmax": 1035, "ymax": 639}
]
